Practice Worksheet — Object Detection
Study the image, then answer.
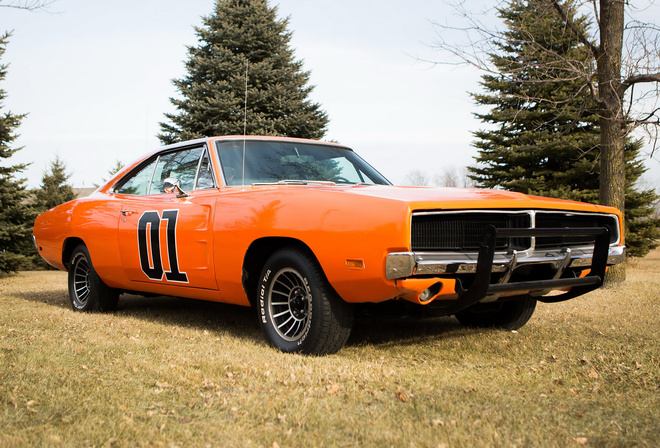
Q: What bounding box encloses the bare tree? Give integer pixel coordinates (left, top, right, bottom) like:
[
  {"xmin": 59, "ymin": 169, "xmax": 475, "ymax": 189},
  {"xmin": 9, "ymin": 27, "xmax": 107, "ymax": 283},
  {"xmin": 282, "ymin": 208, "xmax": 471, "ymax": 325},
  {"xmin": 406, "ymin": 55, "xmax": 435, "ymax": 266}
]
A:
[
  {"xmin": 434, "ymin": 166, "xmax": 476, "ymax": 187},
  {"xmin": 0, "ymin": 0, "xmax": 53, "ymax": 10},
  {"xmin": 436, "ymin": 167, "xmax": 460, "ymax": 187},
  {"xmin": 405, "ymin": 169, "xmax": 430, "ymax": 186},
  {"xmin": 433, "ymin": 0, "xmax": 660, "ymax": 281}
]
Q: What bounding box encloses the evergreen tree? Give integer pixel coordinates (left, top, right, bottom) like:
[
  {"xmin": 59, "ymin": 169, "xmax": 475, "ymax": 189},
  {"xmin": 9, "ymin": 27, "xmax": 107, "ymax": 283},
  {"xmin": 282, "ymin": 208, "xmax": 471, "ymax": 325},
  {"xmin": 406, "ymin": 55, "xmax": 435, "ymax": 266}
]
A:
[
  {"xmin": 94, "ymin": 159, "xmax": 125, "ymax": 188},
  {"xmin": 34, "ymin": 156, "xmax": 76, "ymax": 212},
  {"xmin": 0, "ymin": 33, "xmax": 36, "ymax": 273},
  {"xmin": 469, "ymin": 0, "xmax": 659, "ymax": 257},
  {"xmin": 159, "ymin": 0, "xmax": 328, "ymax": 144}
]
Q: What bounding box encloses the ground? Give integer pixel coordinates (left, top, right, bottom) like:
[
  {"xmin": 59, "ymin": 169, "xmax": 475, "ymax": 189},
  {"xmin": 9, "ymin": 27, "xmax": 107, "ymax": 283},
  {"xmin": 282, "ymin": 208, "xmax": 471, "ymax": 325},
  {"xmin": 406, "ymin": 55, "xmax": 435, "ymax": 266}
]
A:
[{"xmin": 1, "ymin": 249, "xmax": 658, "ymax": 447}]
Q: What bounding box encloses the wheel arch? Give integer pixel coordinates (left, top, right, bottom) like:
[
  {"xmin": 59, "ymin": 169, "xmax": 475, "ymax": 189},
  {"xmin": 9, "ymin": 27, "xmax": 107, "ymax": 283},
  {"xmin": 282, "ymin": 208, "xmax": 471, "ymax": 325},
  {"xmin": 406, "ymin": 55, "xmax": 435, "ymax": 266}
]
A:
[
  {"xmin": 62, "ymin": 237, "xmax": 86, "ymax": 271},
  {"xmin": 242, "ymin": 237, "xmax": 319, "ymax": 307}
]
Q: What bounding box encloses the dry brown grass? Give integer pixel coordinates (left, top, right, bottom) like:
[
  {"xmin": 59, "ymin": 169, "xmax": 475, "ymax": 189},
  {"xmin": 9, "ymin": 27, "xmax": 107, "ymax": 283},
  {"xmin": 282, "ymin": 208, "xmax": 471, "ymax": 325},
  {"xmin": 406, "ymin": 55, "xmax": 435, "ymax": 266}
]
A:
[{"xmin": 1, "ymin": 250, "xmax": 659, "ymax": 447}]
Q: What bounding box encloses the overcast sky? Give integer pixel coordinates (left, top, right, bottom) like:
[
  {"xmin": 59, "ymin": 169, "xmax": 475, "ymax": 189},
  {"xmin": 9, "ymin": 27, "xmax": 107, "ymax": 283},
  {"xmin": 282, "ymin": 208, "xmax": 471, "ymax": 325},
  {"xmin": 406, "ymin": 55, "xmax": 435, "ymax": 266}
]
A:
[{"xmin": 1, "ymin": 0, "xmax": 659, "ymax": 189}]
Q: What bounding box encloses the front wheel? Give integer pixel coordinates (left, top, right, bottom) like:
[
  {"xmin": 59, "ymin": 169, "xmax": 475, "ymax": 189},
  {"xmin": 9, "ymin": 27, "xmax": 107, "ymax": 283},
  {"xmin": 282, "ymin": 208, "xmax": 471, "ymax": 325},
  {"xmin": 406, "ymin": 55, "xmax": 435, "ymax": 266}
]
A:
[
  {"xmin": 454, "ymin": 295, "xmax": 537, "ymax": 330},
  {"xmin": 68, "ymin": 244, "xmax": 119, "ymax": 312},
  {"xmin": 257, "ymin": 249, "xmax": 353, "ymax": 355}
]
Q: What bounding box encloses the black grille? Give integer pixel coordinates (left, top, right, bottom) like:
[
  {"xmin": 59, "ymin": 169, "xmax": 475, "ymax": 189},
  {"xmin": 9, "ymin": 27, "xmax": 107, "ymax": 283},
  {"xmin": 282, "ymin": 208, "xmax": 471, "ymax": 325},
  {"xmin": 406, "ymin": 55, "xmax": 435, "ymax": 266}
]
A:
[
  {"xmin": 534, "ymin": 212, "xmax": 618, "ymax": 248},
  {"xmin": 411, "ymin": 213, "xmax": 531, "ymax": 251},
  {"xmin": 411, "ymin": 211, "xmax": 618, "ymax": 252}
]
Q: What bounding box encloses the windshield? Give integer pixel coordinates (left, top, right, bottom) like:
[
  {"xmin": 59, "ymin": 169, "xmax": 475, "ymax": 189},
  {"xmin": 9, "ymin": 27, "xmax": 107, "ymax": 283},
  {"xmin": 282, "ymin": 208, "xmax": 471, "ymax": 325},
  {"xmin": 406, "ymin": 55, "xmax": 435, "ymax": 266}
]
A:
[{"xmin": 215, "ymin": 140, "xmax": 391, "ymax": 186}]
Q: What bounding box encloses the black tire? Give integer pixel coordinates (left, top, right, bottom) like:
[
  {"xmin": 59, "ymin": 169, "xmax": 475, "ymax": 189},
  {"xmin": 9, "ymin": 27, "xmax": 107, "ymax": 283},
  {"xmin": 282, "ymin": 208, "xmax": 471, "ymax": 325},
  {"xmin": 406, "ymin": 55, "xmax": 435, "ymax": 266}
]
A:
[
  {"xmin": 257, "ymin": 248, "xmax": 353, "ymax": 355},
  {"xmin": 454, "ymin": 295, "xmax": 537, "ymax": 330},
  {"xmin": 68, "ymin": 244, "xmax": 119, "ymax": 312}
]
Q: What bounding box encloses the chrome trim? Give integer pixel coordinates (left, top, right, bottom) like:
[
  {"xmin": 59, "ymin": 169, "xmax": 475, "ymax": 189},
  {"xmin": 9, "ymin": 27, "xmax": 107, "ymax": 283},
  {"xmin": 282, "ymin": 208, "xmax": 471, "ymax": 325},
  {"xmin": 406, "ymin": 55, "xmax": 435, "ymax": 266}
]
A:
[
  {"xmin": 385, "ymin": 245, "xmax": 626, "ymax": 280},
  {"xmin": 498, "ymin": 250, "xmax": 519, "ymax": 285},
  {"xmin": 481, "ymin": 250, "xmax": 520, "ymax": 303},
  {"xmin": 530, "ymin": 247, "xmax": 572, "ymax": 298},
  {"xmin": 385, "ymin": 253, "xmax": 416, "ymax": 279}
]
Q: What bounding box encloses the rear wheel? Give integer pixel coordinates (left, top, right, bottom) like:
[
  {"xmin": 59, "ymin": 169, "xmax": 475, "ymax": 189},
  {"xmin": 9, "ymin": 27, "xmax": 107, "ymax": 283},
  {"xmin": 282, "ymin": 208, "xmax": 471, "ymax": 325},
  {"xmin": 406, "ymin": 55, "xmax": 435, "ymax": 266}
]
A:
[
  {"xmin": 257, "ymin": 248, "xmax": 353, "ymax": 355},
  {"xmin": 68, "ymin": 244, "xmax": 119, "ymax": 312},
  {"xmin": 455, "ymin": 295, "xmax": 537, "ymax": 330}
]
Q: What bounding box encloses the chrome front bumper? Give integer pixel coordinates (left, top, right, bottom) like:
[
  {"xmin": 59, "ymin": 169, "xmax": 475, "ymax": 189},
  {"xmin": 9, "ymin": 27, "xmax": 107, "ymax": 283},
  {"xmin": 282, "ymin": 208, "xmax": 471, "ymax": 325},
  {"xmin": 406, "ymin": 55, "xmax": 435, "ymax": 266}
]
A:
[
  {"xmin": 386, "ymin": 244, "xmax": 626, "ymax": 280},
  {"xmin": 388, "ymin": 226, "xmax": 626, "ymax": 313}
]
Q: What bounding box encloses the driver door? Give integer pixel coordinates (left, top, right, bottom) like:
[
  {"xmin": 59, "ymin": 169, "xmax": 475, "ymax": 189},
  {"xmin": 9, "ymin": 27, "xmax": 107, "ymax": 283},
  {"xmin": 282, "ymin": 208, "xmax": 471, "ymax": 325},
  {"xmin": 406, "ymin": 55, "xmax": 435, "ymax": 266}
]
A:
[{"xmin": 116, "ymin": 145, "xmax": 219, "ymax": 291}]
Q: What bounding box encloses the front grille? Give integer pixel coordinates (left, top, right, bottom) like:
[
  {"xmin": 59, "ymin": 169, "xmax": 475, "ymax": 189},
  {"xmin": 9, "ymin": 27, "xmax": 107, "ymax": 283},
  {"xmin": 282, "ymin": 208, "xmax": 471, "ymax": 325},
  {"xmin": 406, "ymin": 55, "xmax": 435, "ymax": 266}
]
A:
[
  {"xmin": 411, "ymin": 210, "xmax": 618, "ymax": 252},
  {"xmin": 534, "ymin": 212, "xmax": 619, "ymax": 248},
  {"xmin": 411, "ymin": 212, "xmax": 530, "ymax": 251}
]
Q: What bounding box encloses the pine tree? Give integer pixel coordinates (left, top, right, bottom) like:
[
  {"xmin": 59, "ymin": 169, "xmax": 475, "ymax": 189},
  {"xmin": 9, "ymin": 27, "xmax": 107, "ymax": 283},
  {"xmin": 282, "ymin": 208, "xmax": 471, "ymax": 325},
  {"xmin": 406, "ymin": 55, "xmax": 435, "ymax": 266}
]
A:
[
  {"xmin": 469, "ymin": 0, "xmax": 659, "ymax": 258},
  {"xmin": 34, "ymin": 156, "xmax": 76, "ymax": 212},
  {"xmin": 0, "ymin": 33, "xmax": 36, "ymax": 273},
  {"xmin": 159, "ymin": 0, "xmax": 328, "ymax": 144}
]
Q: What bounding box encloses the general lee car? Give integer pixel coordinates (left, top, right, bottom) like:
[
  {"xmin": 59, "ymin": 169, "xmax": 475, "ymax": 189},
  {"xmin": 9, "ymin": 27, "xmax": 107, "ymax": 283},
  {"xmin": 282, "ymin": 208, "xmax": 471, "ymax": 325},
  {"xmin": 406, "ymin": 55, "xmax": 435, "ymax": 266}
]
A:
[{"xmin": 33, "ymin": 136, "xmax": 626, "ymax": 355}]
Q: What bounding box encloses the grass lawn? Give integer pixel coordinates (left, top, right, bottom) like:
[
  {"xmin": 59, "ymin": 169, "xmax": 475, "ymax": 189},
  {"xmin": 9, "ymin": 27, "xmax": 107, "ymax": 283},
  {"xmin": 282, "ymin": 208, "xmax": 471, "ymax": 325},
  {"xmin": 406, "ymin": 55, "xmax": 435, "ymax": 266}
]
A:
[{"xmin": 1, "ymin": 249, "xmax": 658, "ymax": 447}]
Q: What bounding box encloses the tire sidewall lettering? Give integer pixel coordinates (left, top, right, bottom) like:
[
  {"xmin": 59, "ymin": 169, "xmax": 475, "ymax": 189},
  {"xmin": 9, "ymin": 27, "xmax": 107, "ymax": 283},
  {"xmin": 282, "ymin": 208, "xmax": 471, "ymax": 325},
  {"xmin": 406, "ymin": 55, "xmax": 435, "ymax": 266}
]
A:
[
  {"xmin": 258, "ymin": 261, "xmax": 314, "ymax": 349},
  {"xmin": 259, "ymin": 269, "xmax": 271, "ymax": 324}
]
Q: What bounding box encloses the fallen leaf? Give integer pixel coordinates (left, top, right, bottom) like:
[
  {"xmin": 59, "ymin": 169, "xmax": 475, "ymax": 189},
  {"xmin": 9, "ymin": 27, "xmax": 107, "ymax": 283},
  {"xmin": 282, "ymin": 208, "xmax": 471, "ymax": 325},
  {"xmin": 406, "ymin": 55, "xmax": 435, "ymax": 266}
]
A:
[
  {"xmin": 26, "ymin": 400, "xmax": 38, "ymax": 413},
  {"xmin": 575, "ymin": 436, "xmax": 589, "ymax": 445},
  {"xmin": 588, "ymin": 369, "xmax": 599, "ymax": 379},
  {"xmin": 327, "ymin": 384, "xmax": 341, "ymax": 394},
  {"xmin": 395, "ymin": 391, "xmax": 411, "ymax": 403}
]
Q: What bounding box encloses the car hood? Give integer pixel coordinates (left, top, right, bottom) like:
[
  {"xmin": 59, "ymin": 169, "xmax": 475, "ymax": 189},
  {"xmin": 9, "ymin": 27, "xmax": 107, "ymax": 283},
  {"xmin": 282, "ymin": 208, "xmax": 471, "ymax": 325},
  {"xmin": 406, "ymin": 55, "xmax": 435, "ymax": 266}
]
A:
[{"xmin": 343, "ymin": 185, "xmax": 613, "ymax": 214}]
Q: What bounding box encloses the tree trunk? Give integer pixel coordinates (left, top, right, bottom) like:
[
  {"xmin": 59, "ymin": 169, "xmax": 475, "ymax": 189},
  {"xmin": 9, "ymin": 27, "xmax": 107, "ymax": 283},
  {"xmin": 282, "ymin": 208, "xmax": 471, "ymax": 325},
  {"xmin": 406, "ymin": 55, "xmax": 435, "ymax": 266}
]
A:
[{"xmin": 598, "ymin": 0, "xmax": 626, "ymax": 284}]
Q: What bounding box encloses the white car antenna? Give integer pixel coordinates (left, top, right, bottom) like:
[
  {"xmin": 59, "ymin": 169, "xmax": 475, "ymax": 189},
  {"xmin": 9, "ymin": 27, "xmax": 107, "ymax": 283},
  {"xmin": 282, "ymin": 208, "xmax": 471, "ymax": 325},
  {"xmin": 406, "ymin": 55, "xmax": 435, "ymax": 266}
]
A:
[{"xmin": 242, "ymin": 60, "xmax": 248, "ymax": 191}]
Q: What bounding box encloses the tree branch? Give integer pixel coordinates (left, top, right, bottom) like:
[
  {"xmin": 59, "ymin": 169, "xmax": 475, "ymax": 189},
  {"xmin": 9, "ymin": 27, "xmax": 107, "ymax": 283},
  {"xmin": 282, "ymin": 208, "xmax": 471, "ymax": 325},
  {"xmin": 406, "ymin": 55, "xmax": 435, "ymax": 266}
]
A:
[
  {"xmin": 618, "ymin": 72, "xmax": 660, "ymax": 97},
  {"xmin": 551, "ymin": 0, "xmax": 599, "ymax": 58},
  {"xmin": 0, "ymin": 0, "xmax": 53, "ymax": 11}
]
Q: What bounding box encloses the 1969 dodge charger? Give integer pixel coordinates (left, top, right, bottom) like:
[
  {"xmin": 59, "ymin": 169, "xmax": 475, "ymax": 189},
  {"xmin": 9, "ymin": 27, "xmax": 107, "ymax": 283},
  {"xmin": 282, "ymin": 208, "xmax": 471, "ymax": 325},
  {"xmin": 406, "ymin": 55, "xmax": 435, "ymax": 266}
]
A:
[{"xmin": 33, "ymin": 136, "xmax": 626, "ymax": 354}]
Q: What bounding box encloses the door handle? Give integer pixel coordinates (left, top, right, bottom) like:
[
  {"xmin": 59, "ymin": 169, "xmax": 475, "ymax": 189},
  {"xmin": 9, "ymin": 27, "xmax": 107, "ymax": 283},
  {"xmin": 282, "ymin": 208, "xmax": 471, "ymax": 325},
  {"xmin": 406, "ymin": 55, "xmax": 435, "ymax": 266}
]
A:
[{"xmin": 121, "ymin": 210, "xmax": 137, "ymax": 216}]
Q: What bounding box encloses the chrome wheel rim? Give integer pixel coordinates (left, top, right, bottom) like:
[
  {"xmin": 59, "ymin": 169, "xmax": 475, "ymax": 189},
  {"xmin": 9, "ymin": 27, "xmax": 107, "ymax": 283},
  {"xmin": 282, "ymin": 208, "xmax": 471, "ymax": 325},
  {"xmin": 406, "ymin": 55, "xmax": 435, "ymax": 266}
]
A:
[
  {"xmin": 72, "ymin": 256, "xmax": 91, "ymax": 309},
  {"xmin": 268, "ymin": 268, "xmax": 311, "ymax": 342}
]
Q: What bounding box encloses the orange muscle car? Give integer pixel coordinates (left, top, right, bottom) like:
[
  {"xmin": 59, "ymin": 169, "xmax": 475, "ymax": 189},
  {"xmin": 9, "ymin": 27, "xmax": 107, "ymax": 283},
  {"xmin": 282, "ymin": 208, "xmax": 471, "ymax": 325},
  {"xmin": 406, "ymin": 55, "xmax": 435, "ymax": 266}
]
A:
[{"xmin": 33, "ymin": 136, "xmax": 626, "ymax": 354}]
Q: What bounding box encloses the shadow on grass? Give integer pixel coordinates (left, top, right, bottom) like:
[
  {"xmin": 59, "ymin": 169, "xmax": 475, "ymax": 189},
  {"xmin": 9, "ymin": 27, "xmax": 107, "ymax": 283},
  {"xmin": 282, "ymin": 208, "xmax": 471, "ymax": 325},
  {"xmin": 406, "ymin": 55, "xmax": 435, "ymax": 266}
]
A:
[
  {"xmin": 8, "ymin": 289, "xmax": 70, "ymax": 309},
  {"xmin": 10, "ymin": 286, "xmax": 470, "ymax": 351},
  {"xmin": 350, "ymin": 314, "xmax": 465, "ymax": 348},
  {"xmin": 118, "ymin": 293, "xmax": 263, "ymax": 344}
]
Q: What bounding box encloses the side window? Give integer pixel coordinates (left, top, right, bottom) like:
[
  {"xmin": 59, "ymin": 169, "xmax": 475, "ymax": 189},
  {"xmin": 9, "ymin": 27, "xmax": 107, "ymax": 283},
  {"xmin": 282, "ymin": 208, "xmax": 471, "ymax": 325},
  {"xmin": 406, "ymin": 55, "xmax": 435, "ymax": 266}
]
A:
[
  {"xmin": 115, "ymin": 159, "xmax": 158, "ymax": 195},
  {"xmin": 195, "ymin": 150, "xmax": 215, "ymax": 190},
  {"xmin": 114, "ymin": 146, "xmax": 213, "ymax": 196},
  {"xmin": 150, "ymin": 147, "xmax": 204, "ymax": 195}
]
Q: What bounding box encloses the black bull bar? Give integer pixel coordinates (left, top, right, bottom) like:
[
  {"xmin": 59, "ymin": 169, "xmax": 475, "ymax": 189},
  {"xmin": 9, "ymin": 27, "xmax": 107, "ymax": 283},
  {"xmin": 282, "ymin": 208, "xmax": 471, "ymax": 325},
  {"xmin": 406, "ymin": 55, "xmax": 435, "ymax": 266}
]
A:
[{"xmin": 435, "ymin": 226, "xmax": 612, "ymax": 314}]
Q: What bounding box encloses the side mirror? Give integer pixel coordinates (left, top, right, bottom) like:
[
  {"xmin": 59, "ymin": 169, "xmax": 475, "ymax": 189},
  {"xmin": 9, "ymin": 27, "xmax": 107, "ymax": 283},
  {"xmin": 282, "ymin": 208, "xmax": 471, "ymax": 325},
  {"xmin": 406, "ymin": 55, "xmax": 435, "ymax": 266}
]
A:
[{"xmin": 163, "ymin": 178, "xmax": 189, "ymax": 198}]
